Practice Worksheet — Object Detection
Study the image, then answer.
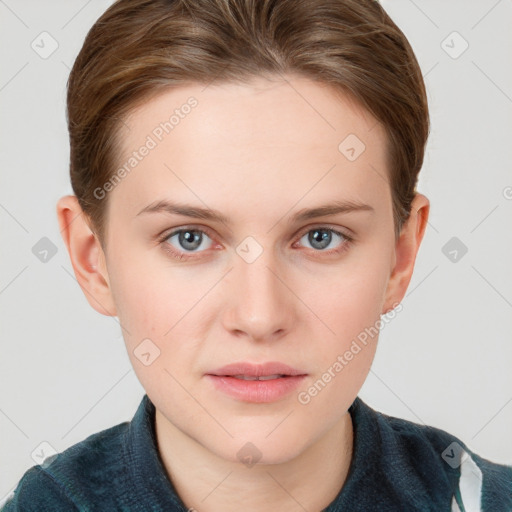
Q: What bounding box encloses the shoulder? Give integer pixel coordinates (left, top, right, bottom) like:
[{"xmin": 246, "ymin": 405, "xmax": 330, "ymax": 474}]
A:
[
  {"xmin": 1, "ymin": 421, "xmax": 130, "ymax": 511},
  {"xmin": 1, "ymin": 466, "xmax": 78, "ymax": 511},
  {"xmin": 370, "ymin": 402, "xmax": 512, "ymax": 510}
]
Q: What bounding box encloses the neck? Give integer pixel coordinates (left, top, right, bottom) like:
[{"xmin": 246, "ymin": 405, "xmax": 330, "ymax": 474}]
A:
[{"xmin": 155, "ymin": 409, "xmax": 353, "ymax": 512}]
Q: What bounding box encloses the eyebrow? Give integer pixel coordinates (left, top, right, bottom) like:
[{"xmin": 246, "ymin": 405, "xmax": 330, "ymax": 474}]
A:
[{"xmin": 136, "ymin": 198, "xmax": 374, "ymax": 224}]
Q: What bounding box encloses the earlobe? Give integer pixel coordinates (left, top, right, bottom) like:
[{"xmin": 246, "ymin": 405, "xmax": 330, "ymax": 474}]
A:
[
  {"xmin": 56, "ymin": 195, "xmax": 117, "ymax": 317},
  {"xmin": 381, "ymin": 193, "xmax": 430, "ymax": 315}
]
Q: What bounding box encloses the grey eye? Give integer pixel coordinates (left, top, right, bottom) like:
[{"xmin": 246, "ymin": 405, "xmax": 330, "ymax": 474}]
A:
[
  {"xmin": 300, "ymin": 229, "xmax": 344, "ymax": 251},
  {"xmin": 167, "ymin": 229, "xmax": 213, "ymax": 252}
]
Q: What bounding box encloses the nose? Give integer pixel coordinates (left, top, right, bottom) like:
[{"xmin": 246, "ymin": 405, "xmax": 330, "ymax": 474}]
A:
[{"xmin": 221, "ymin": 244, "xmax": 296, "ymax": 343}]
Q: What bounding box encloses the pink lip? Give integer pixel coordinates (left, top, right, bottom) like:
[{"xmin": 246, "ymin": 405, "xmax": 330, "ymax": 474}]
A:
[
  {"xmin": 208, "ymin": 361, "xmax": 305, "ymax": 377},
  {"xmin": 206, "ymin": 361, "xmax": 307, "ymax": 403}
]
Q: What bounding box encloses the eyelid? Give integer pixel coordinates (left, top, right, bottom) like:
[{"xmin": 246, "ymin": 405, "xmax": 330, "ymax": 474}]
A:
[
  {"xmin": 158, "ymin": 224, "xmax": 217, "ymax": 243},
  {"xmin": 159, "ymin": 223, "xmax": 353, "ymax": 244},
  {"xmin": 294, "ymin": 223, "xmax": 354, "ymax": 241}
]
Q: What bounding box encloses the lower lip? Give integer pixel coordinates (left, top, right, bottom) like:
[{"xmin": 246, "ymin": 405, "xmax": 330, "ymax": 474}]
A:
[{"xmin": 206, "ymin": 375, "xmax": 307, "ymax": 403}]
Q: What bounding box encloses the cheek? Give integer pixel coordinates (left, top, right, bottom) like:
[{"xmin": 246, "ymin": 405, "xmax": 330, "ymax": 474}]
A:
[
  {"xmin": 107, "ymin": 268, "xmax": 191, "ymax": 397},
  {"xmin": 106, "ymin": 252, "xmax": 214, "ymax": 375},
  {"xmin": 107, "ymin": 244, "xmax": 192, "ymax": 335},
  {"xmin": 308, "ymin": 256, "xmax": 390, "ymax": 346},
  {"xmin": 109, "ymin": 272, "xmax": 165, "ymax": 340},
  {"xmin": 293, "ymin": 262, "xmax": 389, "ymax": 421},
  {"xmin": 295, "ymin": 252, "xmax": 390, "ymax": 395}
]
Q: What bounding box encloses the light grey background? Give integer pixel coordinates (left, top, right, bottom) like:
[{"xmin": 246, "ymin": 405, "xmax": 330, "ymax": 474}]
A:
[{"xmin": 1, "ymin": 0, "xmax": 511, "ymax": 503}]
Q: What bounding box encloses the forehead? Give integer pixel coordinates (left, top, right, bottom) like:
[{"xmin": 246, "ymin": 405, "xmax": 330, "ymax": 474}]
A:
[{"xmin": 109, "ymin": 75, "xmax": 390, "ymax": 219}]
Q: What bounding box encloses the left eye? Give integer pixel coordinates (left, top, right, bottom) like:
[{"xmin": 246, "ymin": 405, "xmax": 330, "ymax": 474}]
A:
[
  {"xmin": 298, "ymin": 228, "xmax": 347, "ymax": 251},
  {"xmin": 165, "ymin": 229, "xmax": 213, "ymax": 252}
]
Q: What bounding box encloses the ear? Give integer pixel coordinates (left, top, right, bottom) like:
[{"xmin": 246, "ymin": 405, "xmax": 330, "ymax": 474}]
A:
[
  {"xmin": 56, "ymin": 195, "xmax": 117, "ymax": 317},
  {"xmin": 381, "ymin": 193, "xmax": 430, "ymax": 314}
]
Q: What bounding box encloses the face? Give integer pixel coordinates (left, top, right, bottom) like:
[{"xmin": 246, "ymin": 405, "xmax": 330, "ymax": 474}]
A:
[{"xmin": 92, "ymin": 75, "xmax": 406, "ymax": 464}]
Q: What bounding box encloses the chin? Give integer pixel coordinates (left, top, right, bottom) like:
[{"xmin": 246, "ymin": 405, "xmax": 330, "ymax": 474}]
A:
[{"xmin": 211, "ymin": 433, "xmax": 310, "ymax": 467}]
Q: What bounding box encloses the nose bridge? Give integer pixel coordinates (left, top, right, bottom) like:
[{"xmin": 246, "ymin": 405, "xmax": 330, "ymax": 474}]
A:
[{"xmin": 224, "ymin": 236, "xmax": 292, "ymax": 340}]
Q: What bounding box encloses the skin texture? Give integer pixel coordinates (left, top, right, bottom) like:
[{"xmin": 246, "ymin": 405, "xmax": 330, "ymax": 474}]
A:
[{"xmin": 57, "ymin": 74, "xmax": 429, "ymax": 511}]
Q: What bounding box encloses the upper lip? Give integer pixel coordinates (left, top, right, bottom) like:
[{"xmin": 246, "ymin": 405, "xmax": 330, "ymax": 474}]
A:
[{"xmin": 207, "ymin": 362, "xmax": 307, "ymax": 377}]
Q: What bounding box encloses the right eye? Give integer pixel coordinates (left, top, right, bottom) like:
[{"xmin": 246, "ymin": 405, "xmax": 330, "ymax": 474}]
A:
[{"xmin": 159, "ymin": 227, "xmax": 217, "ymax": 261}]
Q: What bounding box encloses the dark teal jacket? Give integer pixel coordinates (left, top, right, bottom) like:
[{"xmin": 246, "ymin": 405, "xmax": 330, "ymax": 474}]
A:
[{"xmin": 2, "ymin": 394, "xmax": 511, "ymax": 511}]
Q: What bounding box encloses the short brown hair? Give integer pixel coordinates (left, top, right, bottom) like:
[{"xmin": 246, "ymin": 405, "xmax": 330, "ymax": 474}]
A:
[{"xmin": 66, "ymin": 0, "xmax": 429, "ymax": 248}]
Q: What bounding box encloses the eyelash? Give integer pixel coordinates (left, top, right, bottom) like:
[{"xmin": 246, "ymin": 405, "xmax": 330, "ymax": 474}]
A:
[{"xmin": 157, "ymin": 225, "xmax": 354, "ymax": 262}]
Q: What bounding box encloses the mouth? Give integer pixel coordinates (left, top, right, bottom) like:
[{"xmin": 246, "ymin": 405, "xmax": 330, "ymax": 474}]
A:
[
  {"xmin": 206, "ymin": 362, "xmax": 308, "ymax": 403},
  {"xmin": 227, "ymin": 374, "xmax": 290, "ymax": 381},
  {"xmin": 208, "ymin": 361, "xmax": 306, "ymax": 378}
]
